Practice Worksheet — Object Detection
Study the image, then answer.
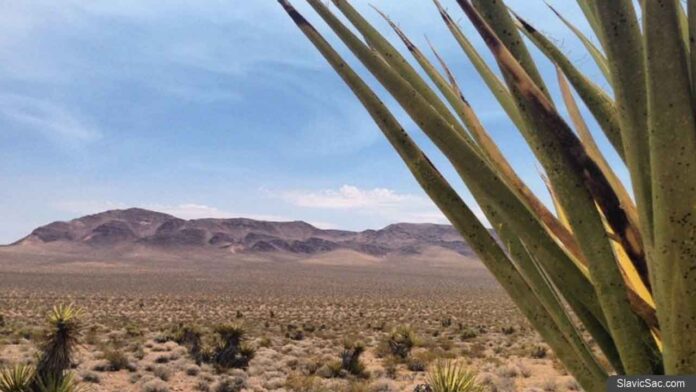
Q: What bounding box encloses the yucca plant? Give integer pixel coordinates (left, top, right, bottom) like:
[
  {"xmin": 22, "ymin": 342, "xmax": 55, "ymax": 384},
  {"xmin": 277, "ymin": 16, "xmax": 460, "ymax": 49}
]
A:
[
  {"xmin": 426, "ymin": 360, "xmax": 482, "ymax": 392},
  {"xmin": 35, "ymin": 373, "xmax": 87, "ymax": 392},
  {"xmin": 0, "ymin": 365, "xmax": 34, "ymax": 392},
  {"xmin": 340, "ymin": 340, "xmax": 367, "ymax": 377},
  {"xmin": 33, "ymin": 305, "xmax": 83, "ymax": 390},
  {"xmin": 387, "ymin": 325, "xmax": 418, "ymax": 359},
  {"xmin": 278, "ymin": 0, "xmax": 696, "ymax": 389},
  {"xmin": 210, "ymin": 323, "xmax": 255, "ymax": 369}
]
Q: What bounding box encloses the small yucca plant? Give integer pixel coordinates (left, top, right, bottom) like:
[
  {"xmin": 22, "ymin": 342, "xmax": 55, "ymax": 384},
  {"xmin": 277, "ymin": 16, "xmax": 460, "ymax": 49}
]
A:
[
  {"xmin": 279, "ymin": 0, "xmax": 696, "ymax": 390},
  {"xmin": 0, "ymin": 364, "xmax": 34, "ymax": 392},
  {"xmin": 340, "ymin": 340, "xmax": 366, "ymax": 376},
  {"xmin": 387, "ymin": 325, "xmax": 417, "ymax": 359},
  {"xmin": 426, "ymin": 360, "xmax": 482, "ymax": 392},
  {"xmin": 34, "ymin": 305, "xmax": 83, "ymax": 388},
  {"xmin": 35, "ymin": 373, "xmax": 87, "ymax": 392},
  {"xmin": 210, "ymin": 323, "xmax": 255, "ymax": 369}
]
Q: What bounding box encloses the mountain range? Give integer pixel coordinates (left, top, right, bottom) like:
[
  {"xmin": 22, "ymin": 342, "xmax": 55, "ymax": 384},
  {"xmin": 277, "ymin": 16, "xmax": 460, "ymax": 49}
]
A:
[{"xmin": 10, "ymin": 208, "xmax": 474, "ymax": 257}]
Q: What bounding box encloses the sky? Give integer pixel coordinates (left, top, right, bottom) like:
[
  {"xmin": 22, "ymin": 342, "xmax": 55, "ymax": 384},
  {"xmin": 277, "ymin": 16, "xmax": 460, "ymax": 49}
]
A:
[{"xmin": 0, "ymin": 0, "xmax": 623, "ymax": 244}]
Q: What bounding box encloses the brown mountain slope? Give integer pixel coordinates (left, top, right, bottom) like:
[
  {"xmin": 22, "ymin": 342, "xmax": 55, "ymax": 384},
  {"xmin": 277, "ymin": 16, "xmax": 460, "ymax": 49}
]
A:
[{"xmin": 11, "ymin": 208, "xmax": 475, "ymax": 257}]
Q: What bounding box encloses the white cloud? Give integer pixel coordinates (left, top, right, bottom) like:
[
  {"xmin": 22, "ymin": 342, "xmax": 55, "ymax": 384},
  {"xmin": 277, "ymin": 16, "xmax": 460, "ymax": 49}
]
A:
[
  {"xmin": 278, "ymin": 185, "xmax": 420, "ymax": 209},
  {"xmin": 271, "ymin": 185, "xmax": 453, "ymax": 224},
  {"xmin": 0, "ymin": 94, "xmax": 101, "ymax": 145}
]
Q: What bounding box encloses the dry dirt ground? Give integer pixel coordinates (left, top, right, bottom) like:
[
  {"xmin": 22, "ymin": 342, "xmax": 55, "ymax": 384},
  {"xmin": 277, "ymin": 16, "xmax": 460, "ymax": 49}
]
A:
[{"xmin": 0, "ymin": 247, "xmax": 581, "ymax": 391}]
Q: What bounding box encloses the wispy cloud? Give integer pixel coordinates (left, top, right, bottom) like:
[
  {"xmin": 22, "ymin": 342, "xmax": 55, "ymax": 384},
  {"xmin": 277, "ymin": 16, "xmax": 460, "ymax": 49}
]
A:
[{"xmin": 0, "ymin": 94, "xmax": 101, "ymax": 145}]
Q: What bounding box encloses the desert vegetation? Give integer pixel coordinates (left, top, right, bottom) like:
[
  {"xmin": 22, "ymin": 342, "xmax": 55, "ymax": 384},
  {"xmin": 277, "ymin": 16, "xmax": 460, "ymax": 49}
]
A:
[
  {"xmin": 278, "ymin": 0, "xmax": 696, "ymax": 390},
  {"xmin": 0, "ymin": 253, "xmax": 576, "ymax": 391}
]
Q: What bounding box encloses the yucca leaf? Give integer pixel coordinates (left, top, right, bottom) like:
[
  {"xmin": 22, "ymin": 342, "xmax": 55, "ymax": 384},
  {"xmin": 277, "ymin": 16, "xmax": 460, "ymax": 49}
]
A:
[
  {"xmin": 514, "ymin": 13, "xmax": 626, "ymax": 163},
  {"xmin": 276, "ymin": 3, "xmax": 606, "ymax": 387},
  {"xmin": 677, "ymin": 3, "xmax": 690, "ymax": 62},
  {"xmin": 0, "ymin": 364, "xmax": 34, "ymax": 392},
  {"xmin": 575, "ymin": 1, "xmax": 604, "ymax": 50},
  {"xmin": 689, "ymin": 0, "xmax": 696, "ymax": 93},
  {"xmin": 379, "ymin": 17, "xmax": 586, "ymax": 270},
  {"xmin": 471, "ymin": 0, "xmax": 550, "ymax": 100},
  {"xmin": 456, "ymin": 0, "xmax": 657, "ymax": 374},
  {"xmin": 500, "ymin": 225, "xmax": 609, "ymax": 378},
  {"xmin": 593, "ymin": 0, "xmax": 654, "ymax": 244},
  {"xmin": 556, "ymin": 71, "xmax": 658, "ymax": 337},
  {"xmin": 304, "ymin": 4, "xmax": 615, "ymax": 372},
  {"xmin": 432, "ymin": 0, "xmax": 526, "ymax": 133},
  {"xmin": 546, "ymin": 4, "xmax": 611, "ymax": 83},
  {"xmin": 644, "ymin": 0, "xmax": 696, "ymax": 374},
  {"xmin": 305, "ymin": 0, "xmax": 612, "ymax": 334},
  {"xmin": 326, "ymin": 0, "xmax": 475, "ymax": 146},
  {"xmin": 555, "ymin": 67, "xmax": 648, "ymax": 289}
]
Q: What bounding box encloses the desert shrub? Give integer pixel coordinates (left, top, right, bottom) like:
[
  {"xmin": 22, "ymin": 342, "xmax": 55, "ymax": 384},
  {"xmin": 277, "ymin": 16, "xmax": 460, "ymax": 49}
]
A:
[
  {"xmin": 346, "ymin": 380, "xmax": 370, "ymax": 392},
  {"xmin": 388, "ymin": 326, "xmax": 417, "ymax": 359},
  {"xmin": 285, "ymin": 374, "xmax": 326, "ymax": 392},
  {"xmin": 367, "ymin": 378, "xmax": 399, "ymax": 392},
  {"xmin": 102, "ymin": 349, "xmax": 129, "ymax": 371},
  {"xmin": 500, "ymin": 326, "xmax": 515, "ymax": 335},
  {"xmin": 407, "ymin": 358, "xmax": 427, "ymax": 372},
  {"xmin": 170, "ymin": 324, "xmax": 203, "ymax": 360},
  {"xmin": 133, "ymin": 345, "xmax": 146, "ymax": 360},
  {"xmin": 496, "ymin": 365, "xmax": 518, "ymax": 378},
  {"xmin": 459, "ymin": 328, "xmax": 477, "ymax": 341},
  {"xmin": 185, "ymin": 365, "xmax": 200, "ymax": 376},
  {"xmin": 124, "ymin": 323, "xmax": 143, "ymax": 338},
  {"xmin": 209, "ymin": 324, "xmax": 255, "ymax": 370},
  {"xmin": 340, "ymin": 341, "xmax": 367, "ymax": 377},
  {"xmin": 0, "ymin": 364, "xmax": 34, "ymax": 392},
  {"xmin": 316, "ymin": 361, "xmax": 342, "ymax": 379},
  {"xmin": 152, "ymin": 366, "xmax": 171, "ymax": 381},
  {"xmin": 425, "ymin": 360, "xmax": 482, "ymax": 392},
  {"xmin": 257, "ymin": 337, "xmax": 271, "ymax": 348},
  {"xmin": 287, "ymin": 330, "xmax": 304, "ymax": 340},
  {"xmin": 212, "ymin": 376, "xmax": 245, "ymax": 392},
  {"xmin": 195, "ymin": 380, "xmax": 210, "ymax": 392},
  {"xmin": 381, "ymin": 357, "xmax": 398, "ymax": 379},
  {"xmin": 141, "ymin": 378, "xmax": 169, "ymax": 392},
  {"xmin": 80, "ymin": 371, "xmax": 100, "ymax": 384},
  {"xmin": 530, "ymin": 345, "xmax": 548, "ymax": 359}
]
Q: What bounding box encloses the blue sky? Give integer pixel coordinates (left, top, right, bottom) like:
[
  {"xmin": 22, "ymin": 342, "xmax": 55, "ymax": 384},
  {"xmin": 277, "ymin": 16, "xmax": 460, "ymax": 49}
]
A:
[{"xmin": 0, "ymin": 1, "xmax": 621, "ymax": 244}]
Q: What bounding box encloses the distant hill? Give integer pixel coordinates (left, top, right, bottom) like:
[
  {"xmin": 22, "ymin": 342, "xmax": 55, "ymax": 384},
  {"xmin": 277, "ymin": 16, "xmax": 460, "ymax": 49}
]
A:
[{"xmin": 11, "ymin": 208, "xmax": 475, "ymax": 257}]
